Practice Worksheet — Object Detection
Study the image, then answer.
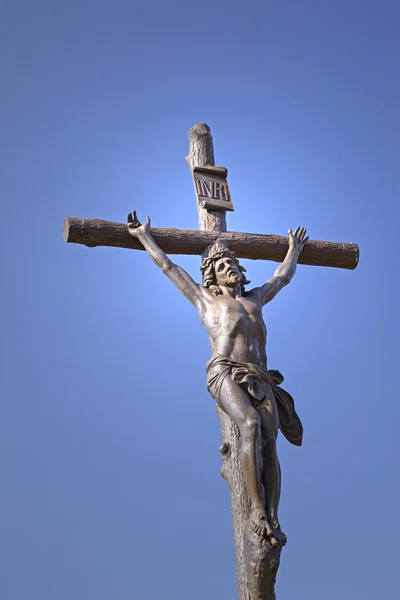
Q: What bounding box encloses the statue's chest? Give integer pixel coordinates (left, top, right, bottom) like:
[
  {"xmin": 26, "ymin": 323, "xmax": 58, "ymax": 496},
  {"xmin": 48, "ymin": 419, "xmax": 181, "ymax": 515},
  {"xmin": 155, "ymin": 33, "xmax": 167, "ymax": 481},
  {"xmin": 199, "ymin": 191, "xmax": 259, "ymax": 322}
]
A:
[{"xmin": 207, "ymin": 297, "xmax": 263, "ymax": 331}]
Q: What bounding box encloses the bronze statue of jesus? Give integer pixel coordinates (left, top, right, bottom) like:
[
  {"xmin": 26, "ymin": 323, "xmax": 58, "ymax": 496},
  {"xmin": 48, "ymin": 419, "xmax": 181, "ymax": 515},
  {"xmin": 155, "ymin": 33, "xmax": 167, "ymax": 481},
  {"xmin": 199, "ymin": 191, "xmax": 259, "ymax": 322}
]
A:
[{"xmin": 127, "ymin": 211, "xmax": 308, "ymax": 547}]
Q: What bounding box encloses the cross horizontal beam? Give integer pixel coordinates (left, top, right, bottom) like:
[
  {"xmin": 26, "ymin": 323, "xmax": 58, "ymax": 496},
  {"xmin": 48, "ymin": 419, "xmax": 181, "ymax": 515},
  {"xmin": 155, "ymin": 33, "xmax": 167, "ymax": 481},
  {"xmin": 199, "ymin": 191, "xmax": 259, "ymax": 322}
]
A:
[{"xmin": 63, "ymin": 216, "xmax": 359, "ymax": 270}]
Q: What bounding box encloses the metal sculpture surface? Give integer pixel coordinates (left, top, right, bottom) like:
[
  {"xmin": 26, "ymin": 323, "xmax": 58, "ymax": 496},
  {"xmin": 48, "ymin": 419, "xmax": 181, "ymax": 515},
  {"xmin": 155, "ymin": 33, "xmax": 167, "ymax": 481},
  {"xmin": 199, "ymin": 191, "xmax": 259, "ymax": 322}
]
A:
[{"xmin": 127, "ymin": 212, "xmax": 307, "ymax": 548}]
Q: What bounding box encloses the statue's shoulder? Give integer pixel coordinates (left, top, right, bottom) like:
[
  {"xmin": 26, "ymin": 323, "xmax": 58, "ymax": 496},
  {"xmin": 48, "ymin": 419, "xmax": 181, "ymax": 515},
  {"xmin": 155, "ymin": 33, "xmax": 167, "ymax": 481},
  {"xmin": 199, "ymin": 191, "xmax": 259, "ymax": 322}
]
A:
[
  {"xmin": 243, "ymin": 287, "xmax": 262, "ymax": 305},
  {"xmin": 197, "ymin": 285, "xmax": 217, "ymax": 315},
  {"xmin": 199, "ymin": 285, "xmax": 214, "ymax": 300}
]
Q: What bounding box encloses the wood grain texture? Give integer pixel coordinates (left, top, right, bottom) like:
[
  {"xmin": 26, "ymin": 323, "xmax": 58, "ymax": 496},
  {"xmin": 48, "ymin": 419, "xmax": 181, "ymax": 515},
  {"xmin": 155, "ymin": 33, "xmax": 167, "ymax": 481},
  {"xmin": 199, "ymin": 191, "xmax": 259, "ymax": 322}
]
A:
[
  {"xmin": 63, "ymin": 217, "xmax": 359, "ymax": 270},
  {"xmin": 186, "ymin": 123, "xmax": 249, "ymax": 600},
  {"xmin": 187, "ymin": 123, "xmax": 278, "ymax": 600}
]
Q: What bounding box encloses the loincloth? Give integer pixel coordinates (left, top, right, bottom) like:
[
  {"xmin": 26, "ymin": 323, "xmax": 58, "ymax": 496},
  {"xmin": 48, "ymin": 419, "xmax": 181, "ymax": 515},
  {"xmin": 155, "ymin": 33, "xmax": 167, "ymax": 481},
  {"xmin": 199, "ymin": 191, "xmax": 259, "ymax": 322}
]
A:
[{"xmin": 206, "ymin": 354, "xmax": 303, "ymax": 446}]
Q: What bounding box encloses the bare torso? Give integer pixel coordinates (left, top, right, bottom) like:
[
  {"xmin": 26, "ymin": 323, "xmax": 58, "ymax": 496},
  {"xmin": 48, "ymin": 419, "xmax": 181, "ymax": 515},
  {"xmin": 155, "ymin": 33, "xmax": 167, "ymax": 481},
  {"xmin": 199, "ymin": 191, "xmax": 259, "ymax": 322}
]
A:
[{"xmin": 201, "ymin": 291, "xmax": 267, "ymax": 368}]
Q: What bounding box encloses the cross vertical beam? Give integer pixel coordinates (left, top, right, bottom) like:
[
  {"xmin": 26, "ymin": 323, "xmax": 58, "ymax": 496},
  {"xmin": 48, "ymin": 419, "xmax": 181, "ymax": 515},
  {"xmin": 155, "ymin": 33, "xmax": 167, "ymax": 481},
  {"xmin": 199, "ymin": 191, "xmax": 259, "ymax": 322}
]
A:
[{"xmin": 186, "ymin": 123, "xmax": 279, "ymax": 600}]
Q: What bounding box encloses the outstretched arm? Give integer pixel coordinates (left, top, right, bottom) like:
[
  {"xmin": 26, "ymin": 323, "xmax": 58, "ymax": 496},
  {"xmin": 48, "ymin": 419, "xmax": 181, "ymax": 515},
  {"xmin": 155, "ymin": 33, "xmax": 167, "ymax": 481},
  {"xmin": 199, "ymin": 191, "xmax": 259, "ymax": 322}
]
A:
[
  {"xmin": 257, "ymin": 227, "xmax": 308, "ymax": 306},
  {"xmin": 127, "ymin": 211, "xmax": 205, "ymax": 309}
]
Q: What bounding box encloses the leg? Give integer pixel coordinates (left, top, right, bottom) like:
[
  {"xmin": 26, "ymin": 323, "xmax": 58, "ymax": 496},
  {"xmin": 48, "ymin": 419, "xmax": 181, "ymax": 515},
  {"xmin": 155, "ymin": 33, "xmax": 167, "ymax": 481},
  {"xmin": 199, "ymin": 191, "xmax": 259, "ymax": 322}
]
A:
[
  {"xmin": 256, "ymin": 385, "xmax": 286, "ymax": 546},
  {"xmin": 217, "ymin": 376, "xmax": 275, "ymax": 541}
]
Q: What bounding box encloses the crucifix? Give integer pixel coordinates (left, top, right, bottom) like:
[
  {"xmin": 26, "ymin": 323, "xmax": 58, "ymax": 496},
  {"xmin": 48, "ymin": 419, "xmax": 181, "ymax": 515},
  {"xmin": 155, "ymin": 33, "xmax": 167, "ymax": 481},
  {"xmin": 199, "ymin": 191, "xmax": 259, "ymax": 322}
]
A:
[{"xmin": 63, "ymin": 123, "xmax": 359, "ymax": 600}]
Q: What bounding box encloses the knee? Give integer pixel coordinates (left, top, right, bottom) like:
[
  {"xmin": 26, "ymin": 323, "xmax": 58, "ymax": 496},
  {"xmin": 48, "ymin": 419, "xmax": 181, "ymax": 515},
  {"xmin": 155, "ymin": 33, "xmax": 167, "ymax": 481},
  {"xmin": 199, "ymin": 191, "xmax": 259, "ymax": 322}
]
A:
[{"xmin": 241, "ymin": 414, "xmax": 261, "ymax": 437}]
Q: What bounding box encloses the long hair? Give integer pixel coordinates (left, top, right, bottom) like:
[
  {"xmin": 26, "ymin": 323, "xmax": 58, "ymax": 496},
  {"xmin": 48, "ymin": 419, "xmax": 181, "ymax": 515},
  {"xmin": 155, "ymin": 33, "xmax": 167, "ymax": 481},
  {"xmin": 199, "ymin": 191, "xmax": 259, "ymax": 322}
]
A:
[{"xmin": 200, "ymin": 241, "xmax": 250, "ymax": 296}]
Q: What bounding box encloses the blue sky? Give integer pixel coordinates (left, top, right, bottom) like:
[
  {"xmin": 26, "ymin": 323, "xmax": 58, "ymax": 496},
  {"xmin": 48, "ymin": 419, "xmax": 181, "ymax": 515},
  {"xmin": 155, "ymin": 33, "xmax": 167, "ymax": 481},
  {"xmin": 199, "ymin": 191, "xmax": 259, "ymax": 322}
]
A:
[{"xmin": 1, "ymin": 1, "xmax": 399, "ymax": 599}]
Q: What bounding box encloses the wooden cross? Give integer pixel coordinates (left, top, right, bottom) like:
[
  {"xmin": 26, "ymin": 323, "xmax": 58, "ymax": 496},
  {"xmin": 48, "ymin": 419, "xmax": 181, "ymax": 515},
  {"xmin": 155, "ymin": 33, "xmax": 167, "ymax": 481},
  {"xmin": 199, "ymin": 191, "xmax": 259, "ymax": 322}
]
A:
[{"xmin": 63, "ymin": 123, "xmax": 359, "ymax": 600}]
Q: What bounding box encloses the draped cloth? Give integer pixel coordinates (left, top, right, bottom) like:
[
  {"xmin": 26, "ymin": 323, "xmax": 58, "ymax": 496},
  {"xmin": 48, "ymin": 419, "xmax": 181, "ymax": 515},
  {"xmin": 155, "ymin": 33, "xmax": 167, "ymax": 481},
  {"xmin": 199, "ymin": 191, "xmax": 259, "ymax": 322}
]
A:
[{"xmin": 206, "ymin": 354, "xmax": 303, "ymax": 447}]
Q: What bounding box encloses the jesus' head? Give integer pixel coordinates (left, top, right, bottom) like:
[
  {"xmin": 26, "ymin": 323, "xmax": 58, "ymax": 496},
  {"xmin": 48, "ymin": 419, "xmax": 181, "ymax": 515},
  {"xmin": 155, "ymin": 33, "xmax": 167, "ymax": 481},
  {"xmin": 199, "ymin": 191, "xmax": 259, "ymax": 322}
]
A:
[{"xmin": 200, "ymin": 241, "xmax": 250, "ymax": 296}]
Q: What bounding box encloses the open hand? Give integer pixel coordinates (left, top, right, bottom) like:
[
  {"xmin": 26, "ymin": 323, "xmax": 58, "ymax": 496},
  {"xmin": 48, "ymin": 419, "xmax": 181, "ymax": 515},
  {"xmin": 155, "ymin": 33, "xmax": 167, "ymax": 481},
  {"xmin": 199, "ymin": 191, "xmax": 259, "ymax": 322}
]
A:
[
  {"xmin": 127, "ymin": 211, "xmax": 151, "ymax": 238},
  {"xmin": 288, "ymin": 226, "xmax": 309, "ymax": 253}
]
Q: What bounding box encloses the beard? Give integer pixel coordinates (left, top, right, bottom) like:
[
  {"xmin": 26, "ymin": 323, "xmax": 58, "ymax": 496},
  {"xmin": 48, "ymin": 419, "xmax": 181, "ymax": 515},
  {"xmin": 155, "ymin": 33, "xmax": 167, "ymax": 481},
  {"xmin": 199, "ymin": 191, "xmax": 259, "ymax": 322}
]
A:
[{"xmin": 225, "ymin": 273, "xmax": 241, "ymax": 285}]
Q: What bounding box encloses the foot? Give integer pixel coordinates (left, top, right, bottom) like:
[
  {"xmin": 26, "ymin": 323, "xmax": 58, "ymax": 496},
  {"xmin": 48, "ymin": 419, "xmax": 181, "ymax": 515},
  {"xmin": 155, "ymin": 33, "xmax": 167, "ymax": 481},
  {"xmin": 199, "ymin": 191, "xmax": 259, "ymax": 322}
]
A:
[
  {"xmin": 249, "ymin": 509, "xmax": 279, "ymax": 546},
  {"xmin": 270, "ymin": 519, "xmax": 287, "ymax": 547}
]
